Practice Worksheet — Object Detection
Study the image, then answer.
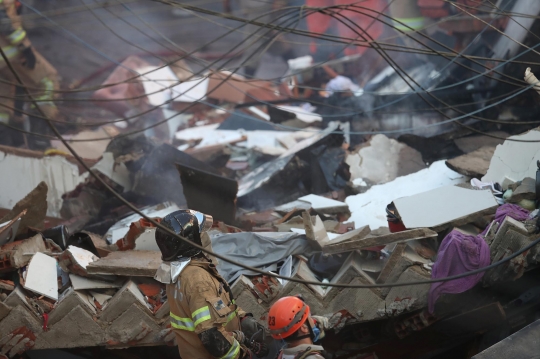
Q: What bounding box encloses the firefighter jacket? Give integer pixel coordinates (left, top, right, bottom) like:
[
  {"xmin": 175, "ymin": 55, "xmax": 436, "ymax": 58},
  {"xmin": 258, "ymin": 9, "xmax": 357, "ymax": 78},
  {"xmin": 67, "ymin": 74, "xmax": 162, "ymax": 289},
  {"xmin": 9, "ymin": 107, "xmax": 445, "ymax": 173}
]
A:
[
  {"xmin": 166, "ymin": 258, "xmax": 247, "ymax": 359},
  {"xmin": 0, "ymin": 0, "xmax": 30, "ymax": 66}
]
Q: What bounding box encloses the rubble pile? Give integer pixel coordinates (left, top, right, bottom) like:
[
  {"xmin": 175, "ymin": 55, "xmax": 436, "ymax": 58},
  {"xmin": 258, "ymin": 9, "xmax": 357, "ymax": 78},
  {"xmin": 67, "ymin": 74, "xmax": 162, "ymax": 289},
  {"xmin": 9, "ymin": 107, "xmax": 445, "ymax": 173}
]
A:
[
  {"xmin": 2, "ymin": 53, "xmax": 540, "ymax": 358},
  {"xmin": 1, "ymin": 119, "xmax": 540, "ymax": 357}
]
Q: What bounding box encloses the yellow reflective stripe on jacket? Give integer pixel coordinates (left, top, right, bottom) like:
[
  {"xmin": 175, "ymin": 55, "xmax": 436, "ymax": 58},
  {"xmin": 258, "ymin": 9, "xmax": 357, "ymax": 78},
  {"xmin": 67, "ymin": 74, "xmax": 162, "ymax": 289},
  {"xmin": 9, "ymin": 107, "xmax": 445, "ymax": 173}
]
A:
[
  {"xmin": 226, "ymin": 309, "xmax": 237, "ymax": 325},
  {"xmin": 0, "ymin": 113, "xmax": 9, "ymax": 124},
  {"xmin": 221, "ymin": 339, "xmax": 240, "ymax": 359},
  {"xmin": 393, "ymin": 17, "xmax": 425, "ymax": 31},
  {"xmin": 34, "ymin": 78, "xmax": 56, "ymax": 106},
  {"xmin": 192, "ymin": 306, "xmax": 211, "ymax": 327},
  {"xmin": 0, "ymin": 45, "xmax": 19, "ymax": 60},
  {"xmin": 7, "ymin": 28, "xmax": 26, "ymax": 45},
  {"xmin": 170, "ymin": 312, "xmax": 195, "ymax": 331}
]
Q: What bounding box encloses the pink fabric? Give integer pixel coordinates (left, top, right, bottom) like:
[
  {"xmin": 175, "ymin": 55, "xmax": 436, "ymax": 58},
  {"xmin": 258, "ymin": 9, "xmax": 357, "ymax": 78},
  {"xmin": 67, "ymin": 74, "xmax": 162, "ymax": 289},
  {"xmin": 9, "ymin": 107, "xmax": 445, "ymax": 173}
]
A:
[{"xmin": 428, "ymin": 230, "xmax": 490, "ymax": 313}]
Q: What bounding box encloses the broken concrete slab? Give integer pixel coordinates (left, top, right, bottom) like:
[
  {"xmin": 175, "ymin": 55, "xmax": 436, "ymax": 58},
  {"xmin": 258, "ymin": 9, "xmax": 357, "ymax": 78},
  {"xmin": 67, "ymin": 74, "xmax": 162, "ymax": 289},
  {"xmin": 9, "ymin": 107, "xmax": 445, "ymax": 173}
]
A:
[
  {"xmin": 453, "ymin": 132, "xmax": 508, "ymax": 153},
  {"xmin": 297, "ymin": 194, "xmax": 349, "ymax": 214},
  {"xmin": 484, "ymin": 217, "xmax": 533, "ymax": 285},
  {"xmin": 0, "ymin": 302, "xmax": 10, "ymax": 322},
  {"xmin": 376, "ymin": 243, "xmax": 407, "ymax": 285},
  {"xmin": 381, "ymin": 265, "xmax": 431, "ymax": 317},
  {"xmin": 482, "ymin": 128, "xmax": 540, "ymax": 186},
  {"xmin": 274, "ymin": 200, "xmax": 314, "ymax": 215},
  {"xmin": 0, "ymin": 235, "xmax": 47, "ymax": 273},
  {"xmin": 378, "ymin": 244, "xmax": 433, "ymax": 298},
  {"xmin": 99, "ymin": 280, "xmax": 150, "ymax": 323},
  {"xmin": 87, "ymin": 251, "xmax": 162, "ymax": 277},
  {"xmin": 393, "ymin": 186, "xmax": 498, "ymax": 230},
  {"xmin": 302, "ymin": 213, "xmax": 330, "ymax": 248},
  {"xmin": 0, "ymin": 182, "xmax": 47, "ymax": 235},
  {"xmin": 47, "ymin": 287, "xmax": 97, "ymax": 326},
  {"xmin": 323, "ymin": 228, "xmax": 437, "ymax": 255},
  {"xmin": 23, "ymin": 253, "xmax": 58, "ymax": 301},
  {"xmin": 36, "ymin": 305, "xmax": 106, "ymax": 349},
  {"xmin": 134, "ymin": 229, "xmax": 160, "ymax": 251},
  {"xmin": 508, "ymin": 177, "xmax": 536, "ymax": 203},
  {"xmin": 323, "ymin": 225, "xmax": 371, "ymax": 246},
  {"xmin": 445, "ymin": 146, "xmax": 495, "ymax": 178},
  {"xmin": 58, "ymin": 246, "xmax": 98, "ymax": 277},
  {"xmin": 69, "ymin": 274, "xmax": 123, "ymax": 290},
  {"xmin": 346, "ymin": 134, "xmax": 426, "ymax": 185},
  {"xmin": 106, "ymin": 303, "xmax": 160, "ymax": 347},
  {"xmin": 347, "ymin": 161, "xmax": 466, "ymax": 230}
]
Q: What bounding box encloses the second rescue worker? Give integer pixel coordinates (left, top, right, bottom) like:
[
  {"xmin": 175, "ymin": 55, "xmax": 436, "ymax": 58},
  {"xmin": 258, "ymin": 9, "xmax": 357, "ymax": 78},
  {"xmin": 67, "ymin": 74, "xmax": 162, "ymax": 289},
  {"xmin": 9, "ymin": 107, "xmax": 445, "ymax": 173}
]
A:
[{"xmin": 154, "ymin": 210, "xmax": 268, "ymax": 359}]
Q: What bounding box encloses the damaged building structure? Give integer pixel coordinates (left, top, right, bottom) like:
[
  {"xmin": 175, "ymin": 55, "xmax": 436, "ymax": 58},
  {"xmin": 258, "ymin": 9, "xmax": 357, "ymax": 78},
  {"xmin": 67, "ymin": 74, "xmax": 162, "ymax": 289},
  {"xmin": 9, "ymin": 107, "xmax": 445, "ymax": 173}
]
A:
[
  {"xmin": 2, "ymin": 1, "xmax": 540, "ymax": 358},
  {"xmin": 3, "ymin": 101, "xmax": 540, "ymax": 358}
]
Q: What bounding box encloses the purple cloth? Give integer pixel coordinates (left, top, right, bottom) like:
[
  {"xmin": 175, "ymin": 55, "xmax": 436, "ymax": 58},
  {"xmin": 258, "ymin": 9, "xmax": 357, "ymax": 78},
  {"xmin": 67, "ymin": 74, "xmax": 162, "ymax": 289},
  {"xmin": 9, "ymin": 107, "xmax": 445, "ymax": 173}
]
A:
[
  {"xmin": 428, "ymin": 230, "xmax": 490, "ymax": 313},
  {"xmin": 494, "ymin": 203, "xmax": 530, "ymax": 224},
  {"xmin": 481, "ymin": 204, "xmax": 530, "ymax": 236}
]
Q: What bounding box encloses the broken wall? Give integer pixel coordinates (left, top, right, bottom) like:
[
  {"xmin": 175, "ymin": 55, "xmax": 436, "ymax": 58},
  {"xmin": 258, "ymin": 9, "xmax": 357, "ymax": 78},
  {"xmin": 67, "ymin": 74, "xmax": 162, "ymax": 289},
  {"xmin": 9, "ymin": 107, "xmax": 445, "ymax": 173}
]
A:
[{"xmin": 0, "ymin": 148, "xmax": 87, "ymax": 218}]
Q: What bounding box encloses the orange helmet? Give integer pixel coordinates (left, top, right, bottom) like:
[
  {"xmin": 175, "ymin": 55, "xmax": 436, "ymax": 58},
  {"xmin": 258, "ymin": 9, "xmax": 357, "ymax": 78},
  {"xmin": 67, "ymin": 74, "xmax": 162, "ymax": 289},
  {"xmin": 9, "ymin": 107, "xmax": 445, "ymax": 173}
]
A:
[{"xmin": 268, "ymin": 296, "xmax": 310, "ymax": 340}]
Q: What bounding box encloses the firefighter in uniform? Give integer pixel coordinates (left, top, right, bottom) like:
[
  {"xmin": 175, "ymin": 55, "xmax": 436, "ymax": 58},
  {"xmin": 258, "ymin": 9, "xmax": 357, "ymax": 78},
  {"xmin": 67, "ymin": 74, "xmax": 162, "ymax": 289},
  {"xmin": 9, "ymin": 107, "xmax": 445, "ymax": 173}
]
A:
[
  {"xmin": 268, "ymin": 296, "xmax": 329, "ymax": 359},
  {"xmin": 154, "ymin": 209, "xmax": 269, "ymax": 359},
  {"xmin": 0, "ymin": 0, "xmax": 60, "ymax": 149}
]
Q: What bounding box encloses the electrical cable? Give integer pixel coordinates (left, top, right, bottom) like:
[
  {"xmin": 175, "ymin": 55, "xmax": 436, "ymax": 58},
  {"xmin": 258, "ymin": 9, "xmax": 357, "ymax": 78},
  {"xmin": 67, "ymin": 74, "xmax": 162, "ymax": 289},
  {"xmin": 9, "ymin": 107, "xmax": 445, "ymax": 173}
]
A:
[
  {"xmin": 3, "ymin": 3, "xmax": 536, "ymax": 140},
  {"xmin": 313, "ymin": 4, "xmax": 540, "ymax": 140}
]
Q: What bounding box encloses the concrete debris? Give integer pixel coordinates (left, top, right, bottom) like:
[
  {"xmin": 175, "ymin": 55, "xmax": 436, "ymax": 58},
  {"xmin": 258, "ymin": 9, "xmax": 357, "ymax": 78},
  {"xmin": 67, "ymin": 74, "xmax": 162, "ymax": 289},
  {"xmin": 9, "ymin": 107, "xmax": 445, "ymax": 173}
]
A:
[
  {"xmin": 445, "ymin": 146, "xmax": 495, "ymax": 178},
  {"xmin": 0, "ymin": 235, "xmax": 47, "ymax": 273},
  {"xmin": 58, "ymin": 246, "xmax": 98, "ymax": 277},
  {"xmin": 69, "ymin": 274, "xmax": 122, "ymax": 290},
  {"xmin": 346, "ymin": 134, "xmax": 426, "ymax": 185},
  {"xmin": 87, "ymin": 251, "xmax": 162, "ymax": 277},
  {"xmin": 323, "ymin": 228, "xmax": 437, "ymax": 255},
  {"xmin": 453, "ymin": 132, "xmax": 508, "ymax": 153},
  {"xmin": 2, "ymin": 43, "xmax": 540, "ymax": 358},
  {"xmin": 347, "ymin": 160, "xmax": 466, "ymax": 230},
  {"xmin": 393, "ymin": 185, "xmax": 499, "ymax": 230},
  {"xmin": 0, "ymin": 182, "xmax": 47, "ymax": 236},
  {"xmin": 23, "ymin": 253, "xmax": 58, "ymax": 301},
  {"xmin": 297, "ymin": 194, "xmax": 350, "ymax": 215},
  {"xmin": 482, "ymin": 128, "xmax": 540, "ymax": 186},
  {"xmin": 507, "ymin": 177, "xmax": 536, "ymax": 203}
]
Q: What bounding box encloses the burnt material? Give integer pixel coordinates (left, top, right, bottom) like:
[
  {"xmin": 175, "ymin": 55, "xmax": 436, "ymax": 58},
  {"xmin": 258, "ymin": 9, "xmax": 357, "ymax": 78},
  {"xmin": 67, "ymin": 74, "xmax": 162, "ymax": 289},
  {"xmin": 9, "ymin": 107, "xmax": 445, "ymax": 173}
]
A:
[{"xmin": 176, "ymin": 163, "xmax": 238, "ymax": 225}]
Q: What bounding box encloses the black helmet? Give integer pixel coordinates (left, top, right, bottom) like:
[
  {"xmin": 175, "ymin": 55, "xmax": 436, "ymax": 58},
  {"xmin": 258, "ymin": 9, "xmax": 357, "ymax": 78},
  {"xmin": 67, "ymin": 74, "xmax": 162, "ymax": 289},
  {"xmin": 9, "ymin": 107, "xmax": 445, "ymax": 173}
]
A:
[{"xmin": 155, "ymin": 209, "xmax": 213, "ymax": 261}]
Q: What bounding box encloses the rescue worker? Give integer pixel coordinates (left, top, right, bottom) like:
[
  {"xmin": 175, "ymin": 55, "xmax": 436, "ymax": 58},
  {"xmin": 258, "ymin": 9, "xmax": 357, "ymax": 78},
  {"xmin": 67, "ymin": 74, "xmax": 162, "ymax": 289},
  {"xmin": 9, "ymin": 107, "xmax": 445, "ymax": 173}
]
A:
[
  {"xmin": 268, "ymin": 296, "xmax": 330, "ymax": 359},
  {"xmin": 154, "ymin": 209, "xmax": 269, "ymax": 359},
  {"xmin": 0, "ymin": 0, "xmax": 60, "ymax": 149}
]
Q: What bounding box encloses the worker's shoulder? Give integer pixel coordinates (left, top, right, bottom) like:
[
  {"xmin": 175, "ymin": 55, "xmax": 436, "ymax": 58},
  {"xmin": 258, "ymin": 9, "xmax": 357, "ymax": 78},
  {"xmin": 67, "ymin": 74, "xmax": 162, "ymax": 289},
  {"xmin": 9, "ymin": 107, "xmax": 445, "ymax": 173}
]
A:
[{"xmin": 180, "ymin": 261, "xmax": 215, "ymax": 282}]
